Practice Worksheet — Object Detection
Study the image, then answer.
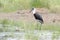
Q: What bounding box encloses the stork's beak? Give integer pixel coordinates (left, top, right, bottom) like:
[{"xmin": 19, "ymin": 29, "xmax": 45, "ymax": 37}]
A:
[
  {"xmin": 29, "ymin": 8, "xmax": 34, "ymax": 13},
  {"xmin": 29, "ymin": 9, "xmax": 32, "ymax": 13}
]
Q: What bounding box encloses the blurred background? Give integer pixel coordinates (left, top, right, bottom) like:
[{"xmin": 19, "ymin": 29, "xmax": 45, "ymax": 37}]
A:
[
  {"xmin": 0, "ymin": 0, "xmax": 60, "ymax": 40},
  {"xmin": 0, "ymin": 0, "xmax": 60, "ymax": 13}
]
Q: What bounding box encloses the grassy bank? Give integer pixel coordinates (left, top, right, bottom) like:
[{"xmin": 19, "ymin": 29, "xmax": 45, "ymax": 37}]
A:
[
  {"xmin": 0, "ymin": 19, "xmax": 60, "ymax": 40},
  {"xmin": 0, "ymin": 19, "xmax": 60, "ymax": 32}
]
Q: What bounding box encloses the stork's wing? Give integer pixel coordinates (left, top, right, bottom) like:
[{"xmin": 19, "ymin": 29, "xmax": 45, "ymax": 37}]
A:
[{"xmin": 34, "ymin": 13, "xmax": 44, "ymax": 23}]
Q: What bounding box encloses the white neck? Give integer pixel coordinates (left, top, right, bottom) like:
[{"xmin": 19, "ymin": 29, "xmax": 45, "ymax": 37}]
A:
[{"xmin": 32, "ymin": 8, "xmax": 36, "ymax": 14}]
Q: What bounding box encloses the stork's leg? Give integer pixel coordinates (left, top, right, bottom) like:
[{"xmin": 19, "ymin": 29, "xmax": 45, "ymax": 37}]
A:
[
  {"xmin": 40, "ymin": 23, "xmax": 42, "ymax": 30},
  {"xmin": 37, "ymin": 22, "xmax": 39, "ymax": 30},
  {"xmin": 39, "ymin": 23, "xmax": 42, "ymax": 30},
  {"xmin": 37, "ymin": 22, "xmax": 42, "ymax": 30}
]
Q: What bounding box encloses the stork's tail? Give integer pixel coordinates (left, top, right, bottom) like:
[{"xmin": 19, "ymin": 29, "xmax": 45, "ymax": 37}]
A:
[{"xmin": 39, "ymin": 20, "xmax": 44, "ymax": 24}]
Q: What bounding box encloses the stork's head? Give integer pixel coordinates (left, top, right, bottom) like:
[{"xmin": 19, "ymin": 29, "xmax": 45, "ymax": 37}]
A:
[{"xmin": 30, "ymin": 8, "xmax": 36, "ymax": 14}]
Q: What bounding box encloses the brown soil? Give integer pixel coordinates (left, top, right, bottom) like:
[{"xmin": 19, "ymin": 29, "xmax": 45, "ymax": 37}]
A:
[{"xmin": 0, "ymin": 8, "xmax": 60, "ymax": 23}]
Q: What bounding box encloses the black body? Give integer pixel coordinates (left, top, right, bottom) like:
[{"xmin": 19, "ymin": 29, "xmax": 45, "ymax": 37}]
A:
[{"xmin": 33, "ymin": 13, "xmax": 44, "ymax": 24}]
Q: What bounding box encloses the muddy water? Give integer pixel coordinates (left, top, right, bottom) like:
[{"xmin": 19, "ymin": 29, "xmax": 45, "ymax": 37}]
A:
[
  {"xmin": 0, "ymin": 30, "xmax": 60, "ymax": 40},
  {"xmin": 0, "ymin": 32, "xmax": 25, "ymax": 40}
]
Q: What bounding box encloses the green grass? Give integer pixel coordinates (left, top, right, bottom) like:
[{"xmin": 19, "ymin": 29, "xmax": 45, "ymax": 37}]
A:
[
  {"xmin": 52, "ymin": 32, "xmax": 60, "ymax": 40},
  {"xmin": 0, "ymin": 19, "xmax": 60, "ymax": 32},
  {"xmin": 25, "ymin": 32, "xmax": 38, "ymax": 40},
  {"xmin": 0, "ymin": 0, "xmax": 60, "ymax": 12},
  {"xmin": 42, "ymin": 23, "xmax": 60, "ymax": 31},
  {"xmin": 0, "ymin": 0, "xmax": 31, "ymax": 12},
  {"xmin": 0, "ymin": 19, "xmax": 60, "ymax": 40}
]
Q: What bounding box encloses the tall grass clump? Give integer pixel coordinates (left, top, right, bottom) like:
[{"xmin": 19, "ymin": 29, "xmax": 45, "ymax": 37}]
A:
[
  {"xmin": 25, "ymin": 32, "xmax": 38, "ymax": 40},
  {"xmin": 0, "ymin": 2, "xmax": 3, "ymax": 8},
  {"xmin": 31, "ymin": 0, "xmax": 41, "ymax": 8},
  {"xmin": 0, "ymin": 0, "xmax": 50, "ymax": 12},
  {"xmin": 31, "ymin": 0, "xmax": 49, "ymax": 9},
  {"xmin": 49, "ymin": 0, "xmax": 60, "ymax": 13},
  {"xmin": 1, "ymin": 19, "xmax": 9, "ymax": 27},
  {"xmin": 0, "ymin": 0, "xmax": 60, "ymax": 13},
  {"xmin": 0, "ymin": 0, "xmax": 31, "ymax": 12}
]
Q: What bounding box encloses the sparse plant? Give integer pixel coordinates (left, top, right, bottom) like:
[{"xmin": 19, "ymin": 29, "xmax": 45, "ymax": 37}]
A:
[{"xmin": 2, "ymin": 19, "xmax": 9, "ymax": 27}]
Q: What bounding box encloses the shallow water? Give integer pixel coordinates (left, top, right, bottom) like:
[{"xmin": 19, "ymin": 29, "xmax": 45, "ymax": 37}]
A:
[{"xmin": 0, "ymin": 30, "xmax": 60, "ymax": 40}]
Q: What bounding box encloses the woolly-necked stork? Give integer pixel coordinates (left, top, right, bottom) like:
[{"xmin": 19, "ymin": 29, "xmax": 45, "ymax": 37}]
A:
[{"xmin": 30, "ymin": 8, "xmax": 44, "ymax": 30}]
